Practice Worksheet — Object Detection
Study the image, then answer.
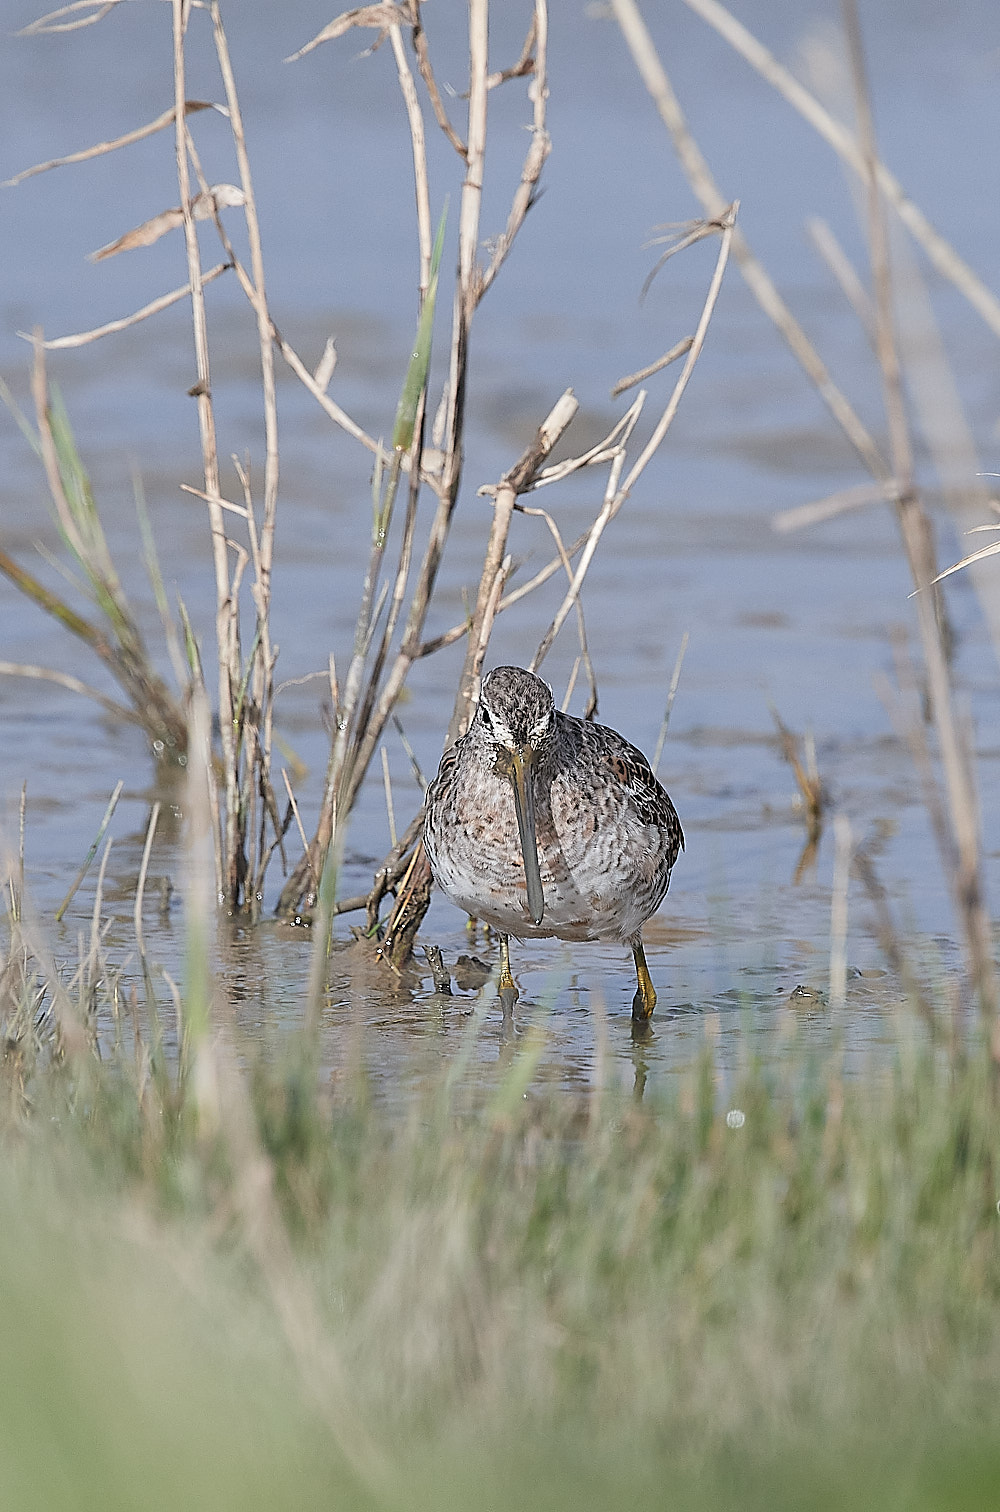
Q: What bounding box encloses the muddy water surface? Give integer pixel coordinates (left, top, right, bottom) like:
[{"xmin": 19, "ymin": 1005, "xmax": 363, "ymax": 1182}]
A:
[{"xmin": 2, "ymin": 2, "xmax": 999, "ymax": 1103}]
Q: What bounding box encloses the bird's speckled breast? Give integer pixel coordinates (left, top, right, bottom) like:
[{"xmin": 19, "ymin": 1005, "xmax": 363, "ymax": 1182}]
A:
[{"xmin": 424, "ymin": 715, "xmax": 681, "ymax": 944}]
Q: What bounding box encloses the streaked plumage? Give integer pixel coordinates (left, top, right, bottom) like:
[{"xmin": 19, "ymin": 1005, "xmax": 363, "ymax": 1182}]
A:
[{"xmin": 424, "ymin": 665, "xmax": 683, "ymax": 1021}]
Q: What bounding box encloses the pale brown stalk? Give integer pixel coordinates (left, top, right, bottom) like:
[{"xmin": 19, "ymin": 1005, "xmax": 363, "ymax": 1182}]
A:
[
  {"xmin": 3, "ymin": 100, "xmax": 218, "ymax": 187},
  {"xmin": 172, "ymin": 0, "xmax": 235, "ymax": 904},
  {"xmin": 534, "ymin": 208, "xmax": 735, "ymax": 671},
  {"xmin": 842, "ymin": 0, "xmax": 996, "ymax": 1018},
  {"xmin": 389, "ymin": 21, "xmax": 433, "ymax": 288},
  {"xmin": 611, "ymin": 0, "xmax": 889, "ymax": 485},
  {"xmin": 27, "ymin": 263, "xmax": 232, "ymax": 349}
]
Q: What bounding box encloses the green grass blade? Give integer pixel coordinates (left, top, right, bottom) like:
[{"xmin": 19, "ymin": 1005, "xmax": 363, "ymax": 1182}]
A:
[{"xmin": 391, "ymin": 202, "xmax": 448, "ymax": 453}]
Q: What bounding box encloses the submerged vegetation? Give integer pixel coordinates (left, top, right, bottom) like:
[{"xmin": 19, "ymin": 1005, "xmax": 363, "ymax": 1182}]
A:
[{"xmin": 2, "ymin": 0, "xmax": 1000, "ymax": 1507}]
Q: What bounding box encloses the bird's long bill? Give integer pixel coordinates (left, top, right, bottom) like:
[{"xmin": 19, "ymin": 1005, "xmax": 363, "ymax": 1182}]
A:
[{"xmin": 509, "ymin": 745, "xmax": 545, "ymax": 926}]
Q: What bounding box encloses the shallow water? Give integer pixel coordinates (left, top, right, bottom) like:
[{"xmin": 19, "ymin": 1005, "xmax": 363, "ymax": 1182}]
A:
[{"xmin": 1, "ymin": 1, "xmax": 998, "ymax": 1100}]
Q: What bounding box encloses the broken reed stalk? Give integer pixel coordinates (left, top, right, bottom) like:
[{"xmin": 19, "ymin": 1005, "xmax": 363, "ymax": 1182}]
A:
[{"xmin": 770, "ymin": 706, "xmax": 825, "ymax": 847}]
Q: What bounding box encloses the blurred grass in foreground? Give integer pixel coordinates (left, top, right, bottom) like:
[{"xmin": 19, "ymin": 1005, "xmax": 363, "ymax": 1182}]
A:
[{"xmin": 2, "ymin": 1002, "xmax": 1000, "ymax": 1511}]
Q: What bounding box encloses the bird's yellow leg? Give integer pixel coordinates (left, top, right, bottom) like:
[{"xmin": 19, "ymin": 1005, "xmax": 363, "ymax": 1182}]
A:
[
  {"xmin": 497, "ymin": 933, "xmax": 519, "ymax": 1019},
  {"xmin": 498, "ymin": 935, "xmax": 518, "ymax": 997},
  {"xmin": 631, "ymin": 937, "xmax": 656, "ymax": 1021}
]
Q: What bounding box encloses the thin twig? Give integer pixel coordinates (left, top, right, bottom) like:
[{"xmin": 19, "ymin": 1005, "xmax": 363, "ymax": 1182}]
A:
[
  {"xmin": 653, "ymin": 630, "xmax": 689, "ymax": 772},
  {"xmin": 135, "ymin": 801, "xmax": 161, "ymax": 1011},
  {"xmin": 2, "ymin": 101, "xmax": 220, "ymax": 187},
  {"xmin": 55, "ymin": 780, "xmax": 125, "ymax": 923},
  {"xmin": 23, "ymin": 263, "xmax": 232, "ymax": 349},
  {"xmin": 611, "ymin": 0, "xmax": 890, "ymax": 485},
  {"xmin": 533, "ymin": 209, "xmax": 735, "ymax": 671},
  {"xmin": 612, "ymin": 336, "xmax": 693, "ymax": 399}
]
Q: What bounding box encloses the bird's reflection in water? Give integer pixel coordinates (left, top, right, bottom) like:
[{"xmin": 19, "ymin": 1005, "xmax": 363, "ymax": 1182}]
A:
[
  {"xmin": 492, "ymin": 987, "xmax": 653, "ymax": 1105},
  {"xmin": 630, "ymin": 1037, "xmax": 650, "ymax": 1102}
]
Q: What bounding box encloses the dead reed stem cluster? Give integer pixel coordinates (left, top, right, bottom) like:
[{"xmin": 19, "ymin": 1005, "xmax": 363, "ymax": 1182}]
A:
[{"xmin": 3, "ymin": 0, "xmax": 729, "ymax": 964}]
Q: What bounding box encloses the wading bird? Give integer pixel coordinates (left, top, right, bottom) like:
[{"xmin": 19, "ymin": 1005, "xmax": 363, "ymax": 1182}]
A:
[{"xmin": 424, "ymin": 666, "xmax": 683, "ymax": 1024}]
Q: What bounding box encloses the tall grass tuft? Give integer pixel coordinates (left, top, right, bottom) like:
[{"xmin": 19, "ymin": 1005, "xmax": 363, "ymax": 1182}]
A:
[{"xmin": 2, "ymin": 966, "xmax": 1000, "ymax": 1509}]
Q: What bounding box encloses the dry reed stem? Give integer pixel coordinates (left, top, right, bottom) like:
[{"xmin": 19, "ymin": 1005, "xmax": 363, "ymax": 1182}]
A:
[
  {"xmin": 611, "ymin": 0, "xmax": 888, "ymax": 484},
  {"xmin": 211, "ymin": 5, "xmax": 279, "ymax": 608},
  {"xmin": 449, "ymin": 387, "xmax": 578, "ymax": 746},
  {"xmin": 770, "ymin": 705, "xmax": 825, "ymax": 846},
  {"xmin": 85, "ymin": 834, "xmax": 113, "ymax": 1023},
  {"xmin": 828, "ymin": 813, "xmax": 852, "ymax": 1011},
  {"xmin": 486, "ymin": 8, "xmax": 538, "ymax": 90},
  {"xmin": 3, "ymin": 100, "xmax": 219, "ymax": 187},
  {"xmin": 280, "ymin": 0, "xmax": 551, "ymax": 919},
  {"xmin": 806, "ymin": 216, "xmax": 876, "ymax": 348},
  {"xmin": 281, "ymin": 769, "xmax": 316, "ymax": 893},
  {"xmin": 886, "ymin": 230, "xmax": 1000, "ymax": 658},
  {"xmin": 533, "ymin": 208, "xmax": 734, "ymax": 672},
  {"xmin": 518, "ymin": 498, "xmax": 597, "ymax": 714},
  {"xmin": 875, "ymin": 660, "xmax": 956, "ymax": 898},
  {"xmin": 19, "ymin": 0, "xmax": 122, "ymax": 36},
  {"xmin": 851, "ymin": 845, "xmax": 939, "ymax": 1037},
  {"xmin": 478, "ymin": 0, "xmax": 550, "ymax": 301},
  {"xmin": 640, "ymin": 214, "xmax": 728, "ymax": 300},
  {"xmin": 409, "ymin": 3, "xmax": 467, "ymax": 156},
  {"xmin": 679, "ymin": 0, "xmax": 1000, "ymax": 339},
  {"xmin": 273, "ymin": 320, "xmax": 382, "ymax": 456},
  {"xmin": 284, "ymin": 4, "xmax": 404, "ymax": 63},
  {"xmin": 0, "ymin": 664, "xmax": 135, "ymax": 724},
  {"xmin": 621, "ymin": 205, "xmax": 735, "ymax": 493},
  {"xmin": 653, "ymin": 629, "xmax": 689, "ymax": 773},
  {"xmin": 135, "ymin": 801, "xmax": 161, "ymax": 1009},
  {"xmin": 25, "ymin": 264, "xmax": 232, "ymax": 349},
  {"xmin": 771, "ymin": 481, "xmax": 892, "ymax": 534},
  {"xmin": 55, "ymin": 780, "xmax": 124, "ymax": 923},
  {"xmin": 933, "ymin": 534, "xmax": 1000, "ymax": 584},
  {"xmin": 842, "ymin": 0, "xmax": 996, "ymax": 1019},
  {"xmin": 407, "ymin": 399, "xmax": 652, "ymax": 658},
  {"xmin": 380, "ymin": 746, "xmax": 398, "ymax": 848},
  {"xmin": 617, "ymin": 0, "xmax": 996, "ymax": 1016},
  {"xmin": 389, "ymin": 22, "xmax": 433, "ymax": 288},
  {"xmin": 612, "ymin": 336, "xmax": 693, "ymax": 399},
  {"xmin": 172, "ymin": 0, "xmax": 234, "ymax": 904}
]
